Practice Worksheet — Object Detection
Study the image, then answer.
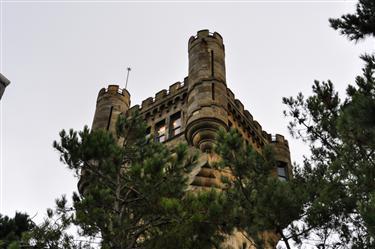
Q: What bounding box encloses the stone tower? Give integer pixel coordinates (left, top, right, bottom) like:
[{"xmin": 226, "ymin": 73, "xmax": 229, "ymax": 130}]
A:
[
  {"xmin": 91, "ymin": 85, "xmax": 130, "ymax": 133},
  {"xmin": 88, "ymin": 30, "xmax": 292, "ymax": 248},
  {"xmin": 186, "ymin": 30, "xmax": 228, "ymax": 152}
]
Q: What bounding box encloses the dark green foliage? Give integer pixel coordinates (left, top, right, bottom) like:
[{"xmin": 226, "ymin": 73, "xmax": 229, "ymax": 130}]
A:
[
  {"xmin": 282, "ymin": 43, "xmax": 375, "ymax": 249},
  {"xmin": 280, "ymin": 1, "xmax": 375, "ymax": 247},
  {"xmin": 329, "ymin": 0, "xmax": 375, "ymax": 41},
  {"xmin": 148, "ymin": 190, "xmax": 234, "ymax": 249},
  {"xmin": 52, "ymin": 114, "xmax": 192, "ymax": 248},
  {"xmin": 0, "ymin": 212, "xmax": 34, "ymax": 249},
  {"xmin": 215, "ymin": 129, "xmax": 306, "ymax": 249},
  {"xmin": 26, "ymin": 113, "xmax": 232, "ymax": 249}
]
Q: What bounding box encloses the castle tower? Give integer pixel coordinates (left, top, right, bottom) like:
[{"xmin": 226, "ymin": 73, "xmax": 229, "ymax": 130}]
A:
[
  {"xmin": 92, "ymin": 85, "xmax": 131, "ymax": 133},
  {"xmin": 79, "ymin": 85, "xmax": 130, "ymax": 194},
  {"xmin": 85, "ymin": 30, "xmax": 292, "ymax": 248},
  {"xmin": 185, "ymin": 30, "xmax": 229, "ymax": 152}
]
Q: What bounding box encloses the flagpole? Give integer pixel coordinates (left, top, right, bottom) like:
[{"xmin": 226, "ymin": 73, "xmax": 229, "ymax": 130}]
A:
[{"xmin": 125, "ymin": 67, "xmax": 131, "ymax": 90}]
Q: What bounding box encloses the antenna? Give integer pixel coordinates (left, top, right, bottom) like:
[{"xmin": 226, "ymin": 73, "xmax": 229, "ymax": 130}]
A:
[{"xmin": 125, "ymin": 67, "xmax": 131, "ymax": 90}]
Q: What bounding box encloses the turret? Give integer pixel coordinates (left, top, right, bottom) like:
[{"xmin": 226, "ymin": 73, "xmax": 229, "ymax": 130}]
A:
[
  {"xmin": 92, "ymin": 85, "xmax": 131, "ymax": 134},
  {"xmin": 79, "ymin": 85, "xmax": 130, "ymax": 195},
  {"xmin": 270, "ymin": 134, "xmax": 292, "ymax": 180},
  {"xmin": 185, "ymin": 30, "xmax": 229, "ymax": 152}
]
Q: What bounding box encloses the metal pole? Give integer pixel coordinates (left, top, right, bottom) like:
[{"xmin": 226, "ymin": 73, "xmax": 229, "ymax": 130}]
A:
[{"xmin": 125, "ymin": 67, "xmax": 131, "ymax": 90}]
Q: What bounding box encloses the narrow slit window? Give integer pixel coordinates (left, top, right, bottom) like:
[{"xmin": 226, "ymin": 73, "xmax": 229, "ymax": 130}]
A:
[
  {"xmin": 211, "ymin": 50, "xmax": 214, "ymax": 77},
  {"xmin": 169, "ymin": 112, "xmax": 182, "ymax": 137},
  {"xmin": 155, "ymin": 120, "xmax": 166, "ymax": 143},
  {"xmin": 212, "ymin": 83, "xmax": 215, "ymax": 100},
  {"xmin": 106, "ymin": 106, "xmax": 114, "ymax": 130}
]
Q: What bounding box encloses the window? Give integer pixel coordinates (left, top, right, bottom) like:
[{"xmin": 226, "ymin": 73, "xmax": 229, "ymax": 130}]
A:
[
  {"xmin": 155, "ymin": 120, "xmax": 166, "ymax": 143},
  {"xmin": 106, "ymin": 106, "xmax": 114, "ymax": 130},
  {"xmin": 169, "ymin": 112, "xmax": 182, "ymax": 137},
  {"xmin": 211, "ymin": 50, "xmax": 214, "ymax": 77},
  {"xmin": 277, "ymin": 162, "xmax": 288, "ymax": 181},
  {"xmin": 212, "ymin": 83, "xmax": 215, "ymax": 100}
]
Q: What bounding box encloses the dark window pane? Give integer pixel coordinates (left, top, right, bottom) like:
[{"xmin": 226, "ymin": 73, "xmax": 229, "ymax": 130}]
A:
[{"xmin": 277, "ymin": 163, "xmax": 288, "ymax": 181}]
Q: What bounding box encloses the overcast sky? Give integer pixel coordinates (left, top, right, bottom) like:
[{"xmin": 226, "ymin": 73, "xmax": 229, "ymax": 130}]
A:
[{"xmin": 1, "ymin": 0, "xmax": 373, "ymax": 225}]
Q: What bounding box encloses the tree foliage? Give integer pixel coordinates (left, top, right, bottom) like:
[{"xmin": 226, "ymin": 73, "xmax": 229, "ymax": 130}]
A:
[
  {"xmin": 329, "ymin": 0, "xmax": 375, "ymax": 41},
  {"xmin": 280, "ymin": 1, "xmax": 375, "ymax": 247},
  {"xmin": 214, "ymin": 129, "xmax": 306, "ymax": 249},
  {"xmin": 24, "ymin": 114, "xmax": 233, "ymax": 249},
  {"xmin": 283, "ymin": 57, "xmax": 375, "ymax": 247},
  {"xmin": 0, "ymin": 212, "xmax": 34, "ymax": 249}
]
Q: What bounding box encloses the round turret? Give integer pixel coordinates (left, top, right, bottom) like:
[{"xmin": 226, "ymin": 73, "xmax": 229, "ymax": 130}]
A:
[
  {"xmin": 79, "ymin": 85, "xmax": 130, "ymax": 195},
  {"xmin": 188, "ymin": 29, "xmax": 226, "ymax": 85},
  {"xmin": 92, "ymin": 85, "xmax": 131, "ymax": 133},
  {"xmin": 270, "ymin": 134, "xmax": 292, "ymax": 180},
  {"xmin": 185, "ymin": 30, "xmax": 229, "ymax": 152}
]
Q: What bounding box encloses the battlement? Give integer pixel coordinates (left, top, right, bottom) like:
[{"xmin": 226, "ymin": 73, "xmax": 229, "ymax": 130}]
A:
[
  {"xmin": 227, "ymin": 88, "xmax": 264, "ymax": 138},
  {"xmin": 188, "ymin": 29, "xmax": 224, "ymax": 48},
  {"xmin": 91, "ymin": 31, "xmax": 290, "ymax": 157},
  {"xmin": 128, "ymin": 104, "xmax": 140, "ymax": 115},
  {"xmin": 271, "ymin": 134, "xmax": 289, "ymax": 148},
  {"xmin": 97, "ymin": 85, "xmax": 130, "ymax": 101},
  {"xmin": 225, "ymin": 87, "xmax": 290, "ymax": 149},
  {"xmin": 128, "ymin": 80, "xmax": 188, "ymax": 115}
]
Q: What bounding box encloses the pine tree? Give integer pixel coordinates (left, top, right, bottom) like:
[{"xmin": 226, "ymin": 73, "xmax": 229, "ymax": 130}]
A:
[
  {"xmin": 214, "ymin": 129, "xmax": 306, "ymax": 249},
  {"xmin": 281, "ymin": 0, "xmax": 375, "ymax": 247},
  {"xmin": 0, "ymin": 212, "xmax": 34, "ymax": 249},
  {"xmin": 329, "ymin": 0, "xmax": 375, "ymax": 41},
  {"xmin": 25, "ymin": 113, "xmax": 232, "ymax": 249}
]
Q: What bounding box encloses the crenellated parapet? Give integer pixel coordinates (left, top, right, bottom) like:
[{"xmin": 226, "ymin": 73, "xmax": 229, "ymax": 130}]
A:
[
  {"xmin": 128, "ymin": 104, "xmax": 140, "ymax": 115},
  {"xmin": 97, "ymin": 85, "xmax": 130, "ymax": 105},
  {"xmin": 271, "ymin": 134, "xmax": 289, "ymax": 147},
  {"xmin": 270, "ymin": 134, "xmax": 290, "ymax": 156},
  {"xmin": 133, "ymin": 80, "xmax": 188, "ymax": 117},
  {"xmin": 226, "ymin": 87, "xmax": 291, "ymax": 155},
  {"xmin": 188, "ymin": 30, "xmax": 224, "ymax": 46},
  {"xmin": 140, "ymin": 81, "xmax": 187, "ymax": 108},
  {"xmin": 227, "ymin": 88, "xmax": 268, "ymax": 147}
]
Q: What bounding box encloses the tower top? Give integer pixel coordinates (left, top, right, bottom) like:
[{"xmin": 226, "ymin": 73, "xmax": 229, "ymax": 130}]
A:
[
  {"xmin": 97, "ymin": 85, "xmax": 130, "ymax": 106},
  {"xmin": 188, "ymin": 30, "xmax": 224, "ymax": 49}
]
